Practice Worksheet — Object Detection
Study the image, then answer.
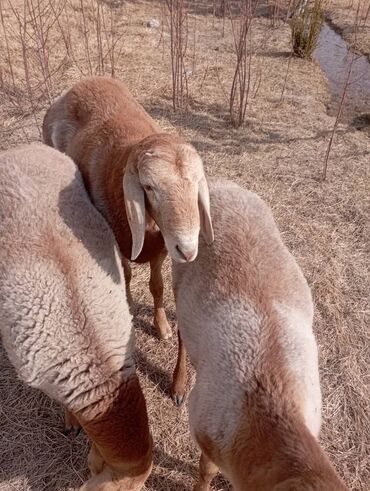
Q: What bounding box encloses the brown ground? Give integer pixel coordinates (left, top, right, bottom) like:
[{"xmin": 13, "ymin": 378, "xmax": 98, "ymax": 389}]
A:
[
  {"xmin": 0, "ymin": 1, "xmax": 369, "ymax": 490},
  {"xmin": 326, "ymin": 0, "xmax": 370, "ymax": 58}
]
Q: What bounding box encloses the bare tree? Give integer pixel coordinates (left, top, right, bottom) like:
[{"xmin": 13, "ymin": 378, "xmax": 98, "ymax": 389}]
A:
[
  {"xmin": 229, "ymin": 0, "xmax": 254, "ymax": 128},
  {"xmin": 165, "ymin": 0, "xmax": 189, "ymax": 111}
]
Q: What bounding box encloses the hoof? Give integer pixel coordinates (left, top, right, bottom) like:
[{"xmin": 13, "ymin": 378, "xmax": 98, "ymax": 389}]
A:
[
  {"xmin": 171, "ymin": 391, "xmax": 185, "ymax": 407},
  {"xmin": 156, "ymin": 323, "xmax": 173, "ymax": 340},
  {"xmin": 63, "ymin": 426, "xmax": 82, "ymax": 437},
  {"xmin": 159, "ymin": 329, "xmax": 172, "ymax": 340}
]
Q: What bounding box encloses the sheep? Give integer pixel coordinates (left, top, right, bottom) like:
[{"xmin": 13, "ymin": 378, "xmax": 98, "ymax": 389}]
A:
[
  {"xmin": 170, "ymin": 178, "xmax": 348, "ymax": 490},
  {"xmin": 0, "ymin": 143, "xmax": 152, "ymax": 491},
  {"xmin": 42, "ymin": 76, "xmax": 214, "ymax": 340}
]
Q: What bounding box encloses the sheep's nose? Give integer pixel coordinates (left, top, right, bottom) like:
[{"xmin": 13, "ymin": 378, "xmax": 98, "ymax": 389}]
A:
[{"xmin": 176, "ymin": 244, "xmax": 197, "ymax": 262}]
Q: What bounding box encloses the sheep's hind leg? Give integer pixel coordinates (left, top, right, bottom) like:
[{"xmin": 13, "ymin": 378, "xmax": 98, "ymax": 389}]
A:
[
  {"xmin": 171, "ymin": 329, "xmax": 187, "ymax": 406},
  {"xmin": 193, "ymin": 452, "xmax": 219, "ymax": 491},
  {"xmin": 149, "ymin": 251, "xmax": 172, "ymax": 340}
]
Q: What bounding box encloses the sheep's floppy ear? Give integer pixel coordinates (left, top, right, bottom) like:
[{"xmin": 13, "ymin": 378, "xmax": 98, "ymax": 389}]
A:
[
  {"xmin": 198, "ymin": 176, "xmax": 214, "ymax": 245},
  {"xmin": 123, "ymin": 167, "xmax": 146, "ymax": 260}
]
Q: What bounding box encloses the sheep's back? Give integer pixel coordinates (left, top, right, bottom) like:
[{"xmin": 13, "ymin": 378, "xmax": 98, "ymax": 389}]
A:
[
  {"xmin": 0, "ymin": 144, "xmax": 134, "ymax": 411},
  {"xmin": 173, "ymin": 178, "xmax": 320, "ymax": 441}
]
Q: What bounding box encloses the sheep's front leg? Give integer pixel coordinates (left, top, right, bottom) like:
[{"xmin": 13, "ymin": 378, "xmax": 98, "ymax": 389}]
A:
[
  {"xmin": 149, "ymin": 251, "xmax": 172, "ymax": 339},
  {"xmin": 63, "ymin": 408, "xmax": 81, "ymax": 436},
  {"xmin": 193, "ymin": 452, "xmax": 219, "ymax": 491},
  {"xmin": 171, "ymin": 329, "xmax": 187, "ymax": 406},
  {"xmin": 122, "ymin": 257, "xmax": 134, "ymax": 310}
]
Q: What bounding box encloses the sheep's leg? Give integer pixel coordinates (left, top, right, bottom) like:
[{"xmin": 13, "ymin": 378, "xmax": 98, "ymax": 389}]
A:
[
  {"xmin": 122, "ymin": 257, "xmax": 134, "ymax": 310},
  {"xmin": 63, "ymin": 408, "xmax": 81, "ymax": 436},
  {"xmin": 149, "ymin": 251, "xmax": 172, "ymax": 339},
  {"xmin": 193, "ymin": 452, "xmax": 219, "ymax": 491},
  {"xmin": 87, "ymin": 443, "xmax": 105, "ymax": 476},
  {"xmin": 79, "ymin": 376, "xmax": 153, "ymax": 491},
  {"xmin": 171, "ymin": 329, "xmax": 187, "ymax": 406}
]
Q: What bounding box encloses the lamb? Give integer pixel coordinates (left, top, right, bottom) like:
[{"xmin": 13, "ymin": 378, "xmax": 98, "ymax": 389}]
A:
[
  {"xmin": 170, "ymin": 178, "xmax": 348, "ymax": 490},
  {"xmin": 0, "ymin": 144, "xmax": 152, "ymax": 491},
  {"xmin": 42, "ymin": 76, "xmax": 214, "ymax": 340}
]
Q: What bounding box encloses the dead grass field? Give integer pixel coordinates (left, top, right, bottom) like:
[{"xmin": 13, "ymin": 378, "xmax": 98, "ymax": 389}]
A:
[
  {"xmin": 0, "ymin": 1, "xmax": 369, "ymax": 490},
  {"xmin": 326, "ymin": 0, "xmax": 370, "ymax": 57}
]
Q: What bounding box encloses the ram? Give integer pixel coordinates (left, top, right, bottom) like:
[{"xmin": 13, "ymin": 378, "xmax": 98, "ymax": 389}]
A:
[
  {"xmin": 0, "ymin": 144, "xmax": 152, "ymax": 491},
  {"xmin": 171, "ymin": 178, "xmax": 348, "ymax": 490},
  {"xmin": 43, "ymin": 76, "xmax": 214, "ymax": 340}
]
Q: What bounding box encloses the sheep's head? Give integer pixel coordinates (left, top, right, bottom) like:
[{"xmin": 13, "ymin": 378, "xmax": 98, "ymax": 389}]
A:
[{"xmin": 123, "ymin": 133, "xmax": 214, "ymax": 262}]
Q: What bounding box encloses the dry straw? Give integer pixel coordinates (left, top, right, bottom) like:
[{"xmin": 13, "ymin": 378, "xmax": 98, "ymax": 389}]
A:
[{"xmin": 0, "ymin": 1, "xmax": 369, "ymax": 490}]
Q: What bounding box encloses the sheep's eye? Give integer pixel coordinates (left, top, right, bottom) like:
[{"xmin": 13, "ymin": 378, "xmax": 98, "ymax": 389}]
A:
[{"xmin": 144, "ymin": 185, "xmax": 153, "ymax": 192}]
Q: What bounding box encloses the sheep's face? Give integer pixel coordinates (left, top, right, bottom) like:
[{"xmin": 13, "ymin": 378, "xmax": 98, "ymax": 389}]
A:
[
  {"xmin": 139, "ymin": 143, "xmax": 204, "ymax": 263},
  {"xmin": 123, "ymin": 134, "xmax": 214, "ymax": 262}
]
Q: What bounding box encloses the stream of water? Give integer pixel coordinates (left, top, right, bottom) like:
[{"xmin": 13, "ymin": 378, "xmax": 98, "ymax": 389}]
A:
[{"xmin": 313, "ymin": 22, "xmax": 370, "ymax": 128}]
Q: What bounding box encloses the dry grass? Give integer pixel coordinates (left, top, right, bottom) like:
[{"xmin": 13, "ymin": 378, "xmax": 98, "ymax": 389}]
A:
[
  {"xmin": 0, "ymin": 1, "xmax": 369, "ymax": 490},
  {"xmin": 326, "ymin": 0, "xmax": 370, "ymax": 57},
  {"xmin": 291, "ymin": 0, "xmax": 324, "ymax": 58}
]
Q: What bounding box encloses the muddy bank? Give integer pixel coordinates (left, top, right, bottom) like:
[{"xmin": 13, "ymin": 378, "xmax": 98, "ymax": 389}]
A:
[{"xmin": 325, "ymin": 0, "xmax": 370, "ymax": 60}]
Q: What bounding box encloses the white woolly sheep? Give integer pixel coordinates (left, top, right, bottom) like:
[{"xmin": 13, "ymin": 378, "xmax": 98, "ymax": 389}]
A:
[
  {"xmin": 42, "ymin": 76, "xmax": 214, "ymax": 340},
  {"xmin": 170, "ymin": 178, "xmax": 348, "ymax": 490},
  {"xmin": 0, "ymin": 143, "xmax": 152, "ymax": 491}
]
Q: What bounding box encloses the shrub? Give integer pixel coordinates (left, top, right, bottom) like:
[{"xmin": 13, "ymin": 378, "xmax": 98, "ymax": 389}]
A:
[{"xmin": 291, "ymin": 0, "xmax": 324, "ymax": 59}]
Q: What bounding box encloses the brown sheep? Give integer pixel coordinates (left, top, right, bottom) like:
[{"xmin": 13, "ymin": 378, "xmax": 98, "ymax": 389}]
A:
[
  {"xmin": 0, "ymin": 144, "xmax": 152, "ymax": 490},
  {"xmin": 171, "ymin": 178, "xmax": 348, "ymax": 490},
  {"xmin": 43, "ymin": 76, "xmax": 214, "ymax": 339}
]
